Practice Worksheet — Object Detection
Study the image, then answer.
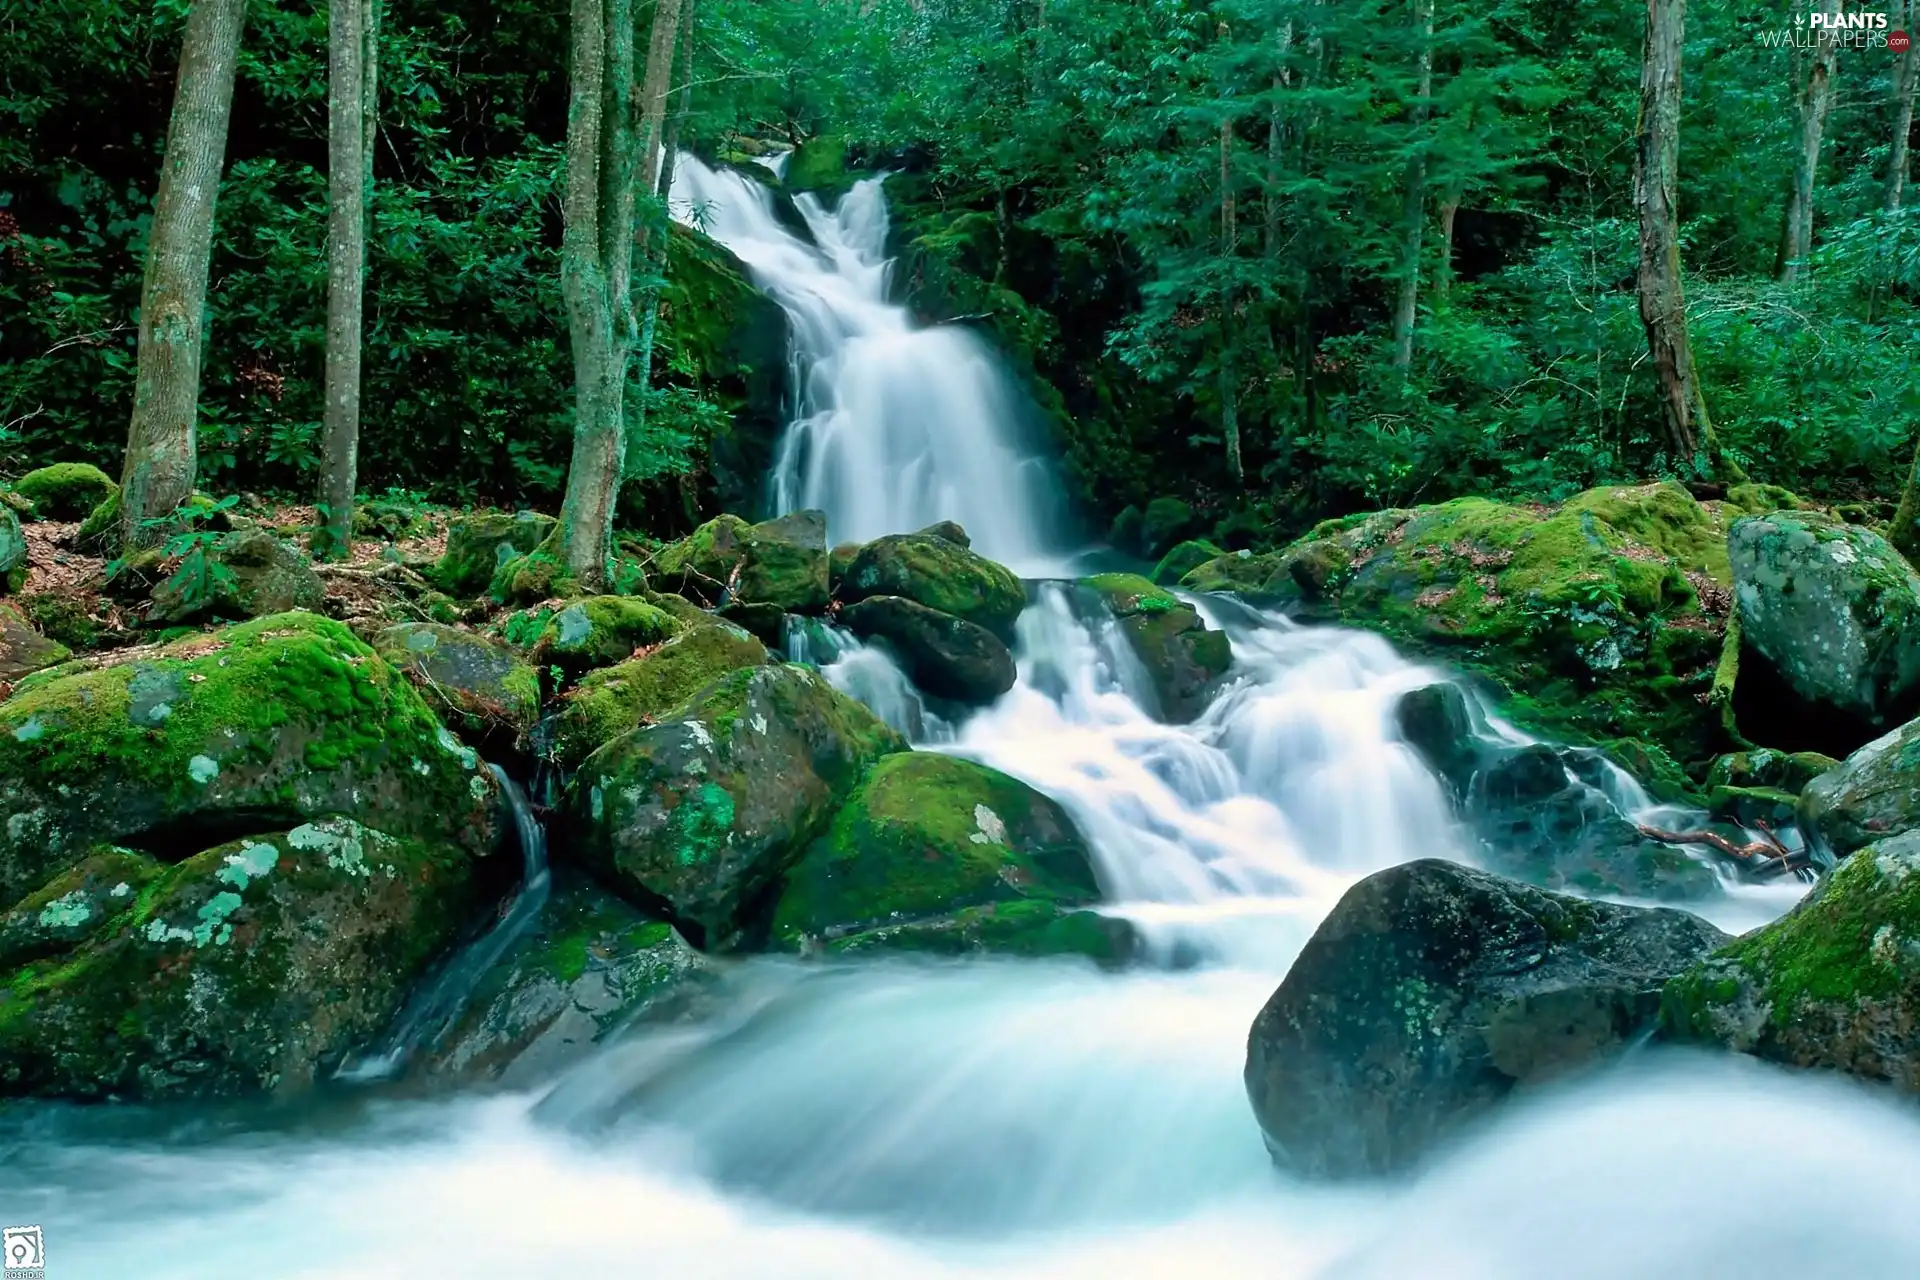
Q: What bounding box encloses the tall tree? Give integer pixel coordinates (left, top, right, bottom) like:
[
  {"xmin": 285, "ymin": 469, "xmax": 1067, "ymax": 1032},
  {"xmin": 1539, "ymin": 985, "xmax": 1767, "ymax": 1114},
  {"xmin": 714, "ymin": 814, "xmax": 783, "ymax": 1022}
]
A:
[
  {"xmin": 631, "ymin": 0, "xmax": 697, "ymax": 479},
  {"xmin": 1890, "ymin": 0, "xmax": 1918, "ymax": 212},
  {"xmin": 1777, "ymin": 0, "xmax": 1840, "ymax": 281},
  {"xmin": 1634, "ymin": 0, "xmax": 1711, "ymax": 465},
  {"xmin": 117, "ymin": 0, "xmax": 249, "ymax": 549},
  {"xmin": 317, "ymin": 0, "xmax": 380, "ymax": 560},
  {"xmin": 1218, "ymin": 20, "xmax": 1243, "ymax": 485},
  {"xmin": 1390, "ymin": 0, "xmax": 1435, "ymax": 372}
]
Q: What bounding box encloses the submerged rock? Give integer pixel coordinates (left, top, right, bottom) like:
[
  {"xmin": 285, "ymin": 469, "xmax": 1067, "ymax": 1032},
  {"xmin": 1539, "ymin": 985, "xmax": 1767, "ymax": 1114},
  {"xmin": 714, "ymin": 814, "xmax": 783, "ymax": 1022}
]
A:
[
  {"xmin": 1245, "ymin": 859, "xmax": 1726, "ymax": 1179},
  {"xmin": 652, "ymin": 511, "xmax": 831, "ymax": 613},
  {"xmin": 1081, "ymin": 574, "xmax": 1232, "ymax": 723},
  {"xmin": 373, "ymin": 622, "xmax": 541, "ymax": 740},
  {"xmin": 434, "ymin": 511, "xmax": 556, "ymax": 597},
  {"xmin": 771, "ymin": 753, "xmax": 1127, "ymax": 961},
  {"xmin": 0, "ymin": 819, "xmax": 479, "ymax": 1100},
  {"xmin": 146, "ymin": 528, "xmax": 325, "ymax": 625},
  {"xmin": 532, "ymin": 596, "xmax": 680, "ymax": 678},
  {"xmin": 551, "ymin": 620, "xmax": 769, "ymax": 769},
  {"xmin": 1660, "ymin": 831, "xmax": 1920, "ymax": 1090},
  {"xmin": 564, "ymin": 663, "xmax": 907, "ymax": 949},
  {"xmin": 840, "ymin": 530, "xmax": 1026, "ymax": 637},
  {"xmin": 1799, "ymin": 717, "xmax": 1920, "ymax": 861},
  {"xmin": 839, "ymin": 595, "xmax": 1016, "ymax": 706}
]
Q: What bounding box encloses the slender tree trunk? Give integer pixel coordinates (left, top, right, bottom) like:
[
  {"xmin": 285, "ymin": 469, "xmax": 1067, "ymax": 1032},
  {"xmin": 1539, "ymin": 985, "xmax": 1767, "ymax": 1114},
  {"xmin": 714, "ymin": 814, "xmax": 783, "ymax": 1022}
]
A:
[
  {"xmin": 637, "ymin": 0, "xmax": 687, "ymax": 200},
  {"xmin": 1894, "ymin": 439, "xmax": 1920, "ymax": 563},
  {"xmin": 1264, "ymin": 20, "xmax": 1292, "ymax": 264},
  {"xmin": 1635, "ymin": 0, "xmax": 1705, "ymax": 465},
  {"xmin": 554, "ymin": 0, "xmax": 639, "ymax": 588},
  {"xmin": 1218, "ymin": 22, "xmax": 1243, "ymax": 485},
  {"xmin": 118, "ymin": 0, "xmax": 248, "ymax": 550},
  {"xmin": 1391, "ymin": 0, "xmax": 1435, "ymax": 373},
  {"xmin": 1435, "ymin": 190, "xmax": 1460, "ymax": 307},
  {"xmin": 630, "ymin": 0, "xmax": 697, "ymax": 479},
  {"xmin": 1890, "ymin": 0, "xmax": 1917, "ymax": 212},
  {"xmin": 1777, "ymin": 0, "xmax": 1840, "ymax": 281},
  {"xmin": 318, "ymin": 0, "xmax": 379, "ymax": 560}
]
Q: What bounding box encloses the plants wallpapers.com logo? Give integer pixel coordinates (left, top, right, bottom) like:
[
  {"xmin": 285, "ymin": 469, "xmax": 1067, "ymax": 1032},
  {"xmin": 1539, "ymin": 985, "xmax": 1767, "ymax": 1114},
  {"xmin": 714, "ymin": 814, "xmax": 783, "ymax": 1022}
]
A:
[{"xmin": 1760, "ymin": 10, "xmax": 1910, "ymax": 50}]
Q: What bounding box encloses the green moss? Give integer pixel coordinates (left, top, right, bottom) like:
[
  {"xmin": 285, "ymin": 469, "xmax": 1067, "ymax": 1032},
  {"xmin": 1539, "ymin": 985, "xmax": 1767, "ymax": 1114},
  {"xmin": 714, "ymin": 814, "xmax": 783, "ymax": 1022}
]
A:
[
  {"xmin": 843, "ymin": 533, "xmax": 1026, "ymax": 635},
  {"xmin": 1085, "ymin": 572, "xmax": 1180, "ymax": 616},
  {"xmin": 435, "ymin": 511, "xmax": 556, "ymax": 597},
  {"xmin": 1151, "ymin": 539, "xmax": 1224, "ymax": 586},
  {"xmin": 15, "ymin": 463, "xmax": 117, "ymax": 521},
  {"xmin": 784, "ymin": 134, "xmax": 852, "ymax": 195},
  {"xmin": 533, "ymin": 596, "xmax": 680, "ymax": 678},
  {"xmin": 553, "ymin": 621, "xmax": 768, "ymax": 768}
]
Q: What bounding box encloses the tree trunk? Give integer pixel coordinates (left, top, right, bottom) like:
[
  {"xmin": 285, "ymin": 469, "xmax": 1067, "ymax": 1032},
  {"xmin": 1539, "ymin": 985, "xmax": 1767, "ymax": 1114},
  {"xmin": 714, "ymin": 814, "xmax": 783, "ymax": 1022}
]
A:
[
  {"xmin": 1890, "ymin": 0, "xmax": 1917, "ymax": 212},
  {"xmin": 629, "ymin": 0, "xmax": 697, "ymax": 480},
  {"xmin": 554, "ymin": 0, "xmax": 639, "ymax": 589},
  {"xmin": 637, "ymin": 0, "xmax": 687, "ymax": 199},
  {"xmin": 118, "ymin": 0, "xmax": 249, "ymax": 550},
  {"xmin": 1264, "ymin": 20, "xmax": 1292, "ymax": 265},
  {"xmin": 1635, "ymin": 0, "xmax": 1705, "ymax": 465},
  {"xmin": 1391, "ymin": 0, "xmax": 1435, "ymax": 373},
  {"xmin": 1777, "ymin": 0, "xmax": 1840, "ymax": 281},
  {"xmin": 317, "ymin": 0, "xmax": 379, "ymax": 561},
  {"xmin": 1893, "ymin": 437, "xmax": 1920, "ymax": 562},
  {"xmin": 1218, "ymin": 22, "xmax": 1243, "ymax": 485},
  {"xmin": 1435, "ymin": 191, "xmax": 1459, "ymax": 308}
]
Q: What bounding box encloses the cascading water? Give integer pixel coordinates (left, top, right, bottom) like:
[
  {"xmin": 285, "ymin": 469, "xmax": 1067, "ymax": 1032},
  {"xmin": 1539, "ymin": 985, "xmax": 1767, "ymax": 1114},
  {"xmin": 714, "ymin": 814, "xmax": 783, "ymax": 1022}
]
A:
[{"xmin": 11, "ymin": 165, "xmax": 1920, "ymax": 1280}]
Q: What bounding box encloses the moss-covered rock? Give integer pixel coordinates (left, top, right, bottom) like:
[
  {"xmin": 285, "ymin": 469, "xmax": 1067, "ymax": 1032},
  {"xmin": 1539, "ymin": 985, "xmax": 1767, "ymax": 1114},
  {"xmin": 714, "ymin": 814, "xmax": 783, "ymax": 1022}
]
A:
[
  {"xmin": 532, "ymin": 596, "xmax": 680, "ymax": 678},
  {"xmin": 14, "ymin": 463, "xmax": 116, "ymax": 521},
  {"xmin": 434, "ymin": 511, "xmax": 556, "ymax": 597},
  {"xmin": 0, "ymin": 603, "xmax": 68, "ymax": 682},
  {"xmin": 372, "ymin": 622, "xmax": 541, "ymax": 740},
  {"xmin": 1082, "ymin": 573, "xmax": 1232, "ymax": 723},
  {"xmin": 1729, "ymin": 511, "xmax": 1920, "ymax": 750},
  {"xmin": 353, "ymin": 498, "xmax": 432, "ymax": 542},
  {"xmin": 146, "ymin": 529, "xmax": 325, "ymax": 625},
  {"xmin": 1705, "ymin": 748, "xmax": 1840, "ymax": 794},
  {"xmin": 1152, "ymin": 539, "xmax": 1224, "ymax": 587},
  {"xmin": 0, "ymin": 847, "xmax": 163, "ymax": 971},
  {"xmin": 770, "ymin": 753, "xmax": 1126, "ymax": 961},
  {"xmin": 1659, "ymin": 830, "xmax": 1920, "ymax": 1091},
  {"xmin": 74, "ymin": 489, "xmax": 120, "ymax": 547},
  {"xmin": 1182, "ymin": 482, "xmax": 1736, "ymax": 765},
  {"xmin": 488, "ymin": 547, "xmax": 574, "ymax": 606},
  {"xmin": 784, "ymin": 134, "xmax": 853, "ymax": 196},
  {"xmin": 828, "ymin": 542, "xmax": 861, "ymax": 593},
  {"xmin": 0, "ymin": 819, "xmax": 478, "ymax": 1100},
  {"xmin": 0, "ymin": 505, "xmax": 24, "ymax": 595},
  {"xmin": 0, "ymin": 612, "xmax": 500, "ymax": 907},
  {"xmin": 1799, "ymin": 718, "xmax": 1920, "ymax": 860},
  {"xmin": 651, "ymin": 511, "xmax": 830, "ymax": 613},
  {"xmin": 1140, "ymin": 497, "xmax": 1199, "ymax": 558},
  {"xmin": 564, "ymin": 663, "xmax": 907, "ymax": 949},
  {"xmin": 551, "ymin": 620, "xmax": 769, "ymax": 769},
  {"xmin": 839, "ymin": 595, "xmax": 1017, "ymax": 706},
  {"xmin": 842, "ymin": 531, "xmax": 1026, "ymax": 637}
]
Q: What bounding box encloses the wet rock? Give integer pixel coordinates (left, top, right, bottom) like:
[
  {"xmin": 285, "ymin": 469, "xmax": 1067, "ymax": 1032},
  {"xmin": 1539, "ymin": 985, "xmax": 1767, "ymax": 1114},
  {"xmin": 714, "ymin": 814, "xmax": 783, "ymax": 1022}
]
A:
[
  {"xmin": 1705, "ymin": 748, "xmax": 1839, "ymax": 794},
  {"xmin": 1394, "ymin": 682, "xmax": 1484, "ymax": 798},
  {"xmin": 0, "ymin": 603, "xmax": 69, "ymax": 682},
  {"xmin": 1151, "ymin": 538, "xmax": 1224, "ymax": 587},
  {"xmin": 531, "ymin": 596, "xmax": 680, "ymax": 678},
  {"xmin": 13, "ymin": 463, "xmax": 116, "ymax": 521},
  {"xmin": 916, "ymin": 520, "xmax": 970, "ymax": 548},
  {"xmin": 551, "ymin": 620, "xmax": 769, "ymax": 769},
  {"xmin": 434, "ymin": 511, "xmax": 556, "ymax": 597},
  {"xmin": 0, "ymin": 819, "xmax": 479, "ymax": 1100},
  {"xmin": 564, "ymin": 663, "xmax": 907, "ymax": 949},
  {"xmin": 373, "ymin": 622, "xmax": 541, "ymax": 740},
  {"xmin": 1245, "ymin": 858, "xmax": 1727, "ymax": 1178},
  {"xmin": 841, "ymin": 531, "xmax": 1026, "ymax": 637},
  {"xmin": 1799, "ymin": 718, "xmax": 1920, "ymax": 860},
  {"xmin": 652, "ymin": 510, "xmax": 830, "ymax": 613},
  {"xmin": 0, "ymin": 612, "xmax": 500, "ymax": 908},
  {"xmin": 828, "ymin": 542, "xmax": 861, "ymax": 593},
  {"xmin": 1660, "ymin": 830, "xmax": 1920, "ymax": 1091},
  {"xmin": 772, "ymin": 753, "xmax": 1127, "ymax": 962},
  {"xmin": 146, "ymin": 528, "xmax": 325, "ymax": 624},
  {"xmin": 839, "ymin": 595, "xmax": 1016, "ymax": 706},
  {"xmin": 1081, "ymin": 574, "xmax": 1232, "ymax": 723},
  {"xmin": 0, "ymin": 847, "xmax": 163, "ymax": 971}
]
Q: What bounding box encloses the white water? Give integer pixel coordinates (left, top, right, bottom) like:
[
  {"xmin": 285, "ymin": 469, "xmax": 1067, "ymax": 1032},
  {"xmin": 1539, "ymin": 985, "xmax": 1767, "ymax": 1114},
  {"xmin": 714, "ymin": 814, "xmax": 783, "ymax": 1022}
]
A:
[{"xmin": 9, "ymin": 165, "xmax": 1914, "ymax": 1280}]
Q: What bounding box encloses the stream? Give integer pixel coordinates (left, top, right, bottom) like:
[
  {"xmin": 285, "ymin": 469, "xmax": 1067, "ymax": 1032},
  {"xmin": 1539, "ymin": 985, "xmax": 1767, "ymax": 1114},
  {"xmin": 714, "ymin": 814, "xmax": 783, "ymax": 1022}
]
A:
[{"xmin": 6, "ymin": 158, "xmax": 1920, "ymax": 1279}]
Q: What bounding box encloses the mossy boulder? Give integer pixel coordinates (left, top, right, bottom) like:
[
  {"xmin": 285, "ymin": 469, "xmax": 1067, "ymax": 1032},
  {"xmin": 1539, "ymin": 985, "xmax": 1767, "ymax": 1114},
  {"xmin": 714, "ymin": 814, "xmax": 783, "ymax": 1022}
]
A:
[
  {"xmin": 0, "ymin": 846, "xmax": 163, "ymax": 972},
  {"xmin": 14, "ymin": 463, "xmax": 116, "ymax": 521},
  {"xmin": 1705, "ymin": 747, "xmax": 1840, "ymax": 794},
  {"xmin": 1729, "ymin": 511, "xmax": 1920, "ymax": 751},
  {"xmin": 1152, "ymin": 538, "xmax": 1224, "ymax": 587},
  {"xmin": 424, "ymin": 873, "xmax": 716, "ymax": 1084},
  {"xmin": 146, "ymin": 529, "xmax": 325, "ymax": 625},
  {"xmin": 564, "ymin": 663, "xmax": 908, "ymax": 949},
  {"xmin": 651, "ymin": 511, "xmax": 830, "ymax": 613},
  {"xmin": 1245, "ymin": 858, "xmax": 1727, "ymax": 1179},
  {"xmin": 532, "ymin": 596, "xmax": 680, "ymax": 678},
  {"xmin": 434, "ymin": 511, "xmax": 556, "ymax": 597},
  {"xmin": 1394, "ymin": 682, "xmax": 1484, "ymax": 798},
  {"xmin": 1660, "ymin": 830, "xmax": 1920, "ymax": 1091},
  {"xmin": 784, "ymin": 134, "xmax": 852, "ymax": 196},
  {"xmin": 551, "ymin": 620, "xmax": 769, "ymax": 769},
  {"xmin": 1182, "ymin": 482, "xmax": 1736, "ymax": 765},
  {"xmin": 0, "ymin": 603, "xmax": 68, "ymax": 682},
  {"xmin": 1799, "ymin": 718, "xmax": 1920, "ymax": 860},
  {"xmin": 0, "ymin": 612, "xmax": 500, "ymax": 907},
  {"xmin": 1082, "ymin": 574, "xmax": 1232, "ymax": 723},
  {"xmin": 372, "ymin": 622, "xmax": 541, "ymax": 740},
  {"xmin": 841, "ymin": 530, "xmax": 1026, "ymax": 637},
  {"xmin": 0, "ymin": 819, "xmax": 478, "ymax": 1100},
  {"xmin": 1140, "ymin": 497, "xmax": 1199, "ymax": 558},
  {"xmin": 770, "ymin": 753, "xmax": 1126, "ymax": 962},
  {"xmin": 0, "ymin": 505, "xmax": 24, "ymax": 594},
  {"xmin": 353, "ymin": 498, "xmax": 432, "ymax": 542},
  {"xmin": 839, "ymin": 595, "xmax": 1017, "ymax": 706}
]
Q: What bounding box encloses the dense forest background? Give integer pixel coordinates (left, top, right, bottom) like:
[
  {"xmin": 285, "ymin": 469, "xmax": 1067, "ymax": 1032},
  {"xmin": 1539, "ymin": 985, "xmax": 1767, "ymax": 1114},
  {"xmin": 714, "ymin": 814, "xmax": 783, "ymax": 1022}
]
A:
[{"xmin": 4, "ymin": 0, "xmax": 1918, "ymax": 550}]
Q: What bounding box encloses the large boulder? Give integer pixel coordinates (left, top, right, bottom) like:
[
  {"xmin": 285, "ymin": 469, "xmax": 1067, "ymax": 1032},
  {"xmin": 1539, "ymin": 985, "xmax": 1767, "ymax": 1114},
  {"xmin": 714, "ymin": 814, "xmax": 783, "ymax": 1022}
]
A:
[
  {"xmin": 551, "ymin": 620, "xmax": 769, "ymax": 769},
  {"xmin": 531, "ymin": 596, "xmax": 680, "ymax": 678},
  {"xmin": 0, "ymin": 612, "xmax": 500, "ymax": 907},
  {"xmin": 0, "ymin": 603, "xmax": 68, "ymax": 683},
  {"xmin": 840, "ymin": 529, "xmax": 1026, "ymax": 637},
  {"xmin": 839, "ymin": 595, "xmax": 1016, "ymax": 706},
  {"xmin": 1730, "ymin": 511, "xmax": 1920, "ymax": 750},
  {"xmin": 13, "ymin": 463, "xmax": 116, "ymax": 521},
  {"xmin": 1799, "ymin": 718, "xmax": 1920, "ymax": 861},
  {"xmin": 1082, "ymin": 574, "xmax": 1232, "ymax": 723},
  {"xmin": 373, "ymin": 622, "xmax": 541, "ymax": 741},
  {"xmin": 1183, "ymin": 483, "xmax": 1736, "ymax": 765},
  {"xmin": 652, "ymin": 511, "xmax": 830, "ymax": 613},
  {"xmin": 0, "ymin": 504, "xmax": 26, "ymax": 594},
  {"xmin": 1660, "ymin": 831, "xmax": 1920, "ymax": 1091},
  {"xmin": 0, "ymin": 819, "xmax": 479, "ymax": 1100},
  {"xmin": 146, "ymin": 528, "xmax": 325, "ymax": 624},
  {"xmin": 564, "ymin": 663, "xmax": 907, "ymax": 949},
  {"xmin": 1151, "ymin": 538, "xmax": 1224, "ymax": 587},
  {"xmin": 1245, "ymin": 859, "xmax": 1727, "ymax": 1179},
  {"xmin": 771, "ymin": 752, "xmax": 1129, "ymax": 961},
  {"xmin": 434, "ymin": 511, "xmax": 556, "ymax": 597}
]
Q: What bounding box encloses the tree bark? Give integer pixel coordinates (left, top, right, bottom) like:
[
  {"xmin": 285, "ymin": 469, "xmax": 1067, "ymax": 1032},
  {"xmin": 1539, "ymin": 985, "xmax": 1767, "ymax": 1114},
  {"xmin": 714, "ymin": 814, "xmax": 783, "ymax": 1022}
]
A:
[
  {"xmin": 1218, "ymin": 22, "xmax": 1243, "ymax": 485},
  {"xmin": 1890, "ymin": 0, "xmax": 1917, "ymax": 212},
  {"xmin": 318, "ymin": 0, "xmax": 379, "ymax": 560},
  {"xmin": 629, "ymin": 0, "xmax": 697, "ymax": 480},
  {"xmin": 1391, "ymin": 0, "xmax": 1435, "ymax": 373},
  {"xmin": 1635, "ymin": 0, "xmax": 1706, "ymax": 465},
  {"xmin": 1777, "ymin": 0, "xmax": 1840, "ymax": 281},
  {"xmin": 1435, "ymin": 190, "xmax": 1459, "ymax": 307},
  {"xmin": 637, "ymin": 0, "xmax": 687, "ymax": 200},
  {"xmin": 1894, "ymin": 438, "xmax": 1920, "ymax": 563},
  {"xmin": 118, "ymin": 0, "xmax": 249, "ymax": 550}
]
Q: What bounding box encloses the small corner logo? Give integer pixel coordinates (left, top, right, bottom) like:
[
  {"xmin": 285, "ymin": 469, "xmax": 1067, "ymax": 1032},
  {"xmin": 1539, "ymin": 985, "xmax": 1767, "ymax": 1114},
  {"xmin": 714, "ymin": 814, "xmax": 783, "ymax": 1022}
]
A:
[
  {"xmin": 1, "ymin": 1225, "xmax": 43, "ymax": 1279},
  {"xmin": 1894, "ymin": 29, "xmax": 1913, "ymax": 52}
]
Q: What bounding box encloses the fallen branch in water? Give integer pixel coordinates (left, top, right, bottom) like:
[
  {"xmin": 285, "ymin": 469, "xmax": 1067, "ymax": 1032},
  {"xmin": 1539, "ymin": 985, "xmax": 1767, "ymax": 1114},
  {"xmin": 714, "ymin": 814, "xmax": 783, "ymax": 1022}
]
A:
[{"xmin": 1637, "ymin": 820, "xmax": 1816, "ymax": 880}]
